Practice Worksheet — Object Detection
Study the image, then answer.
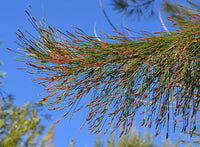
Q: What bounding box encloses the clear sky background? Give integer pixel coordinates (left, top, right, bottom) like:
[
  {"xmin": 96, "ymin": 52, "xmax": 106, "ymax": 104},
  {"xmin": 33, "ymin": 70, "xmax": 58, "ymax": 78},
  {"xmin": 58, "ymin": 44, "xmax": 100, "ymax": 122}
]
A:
[{"xmin": 0, "ymin": 0, "xmax": 197, "ymax": 147}]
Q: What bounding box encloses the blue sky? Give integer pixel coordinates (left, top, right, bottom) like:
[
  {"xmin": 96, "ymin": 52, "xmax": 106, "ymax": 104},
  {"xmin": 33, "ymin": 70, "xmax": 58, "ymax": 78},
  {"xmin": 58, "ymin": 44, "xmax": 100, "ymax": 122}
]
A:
[{"xmin": 0, "ymin": 0, "xmax": 196, "ymax": 146}]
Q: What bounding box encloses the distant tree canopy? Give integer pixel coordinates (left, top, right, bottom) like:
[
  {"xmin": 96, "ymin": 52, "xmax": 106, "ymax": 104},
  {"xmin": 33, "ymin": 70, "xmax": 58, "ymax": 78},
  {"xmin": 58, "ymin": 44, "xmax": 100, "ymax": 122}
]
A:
[
  {"xmin": 0, "ymin": 94, "xmax": 55, "ymax": 147},
  {"xmin": 111, "ymin": 0, "xmax": 156, "ymax": 17},
  {"xmin": 110, "ymin": 0, "xmax": 198, "ymax": 17},
  {"xmin": 0, "ymin": 61, "xmax": 6, "ymax": 87},
  {"xmin": 70, "ymin": 128, "xmax": 184, "ymax": 147},
  {"xmin": 0, "ymin": 59, "xmax": 54, "ymax": 146},
  {"xmin": 12, "ymin": 1, "xmax": 199, "ymax": 140}
]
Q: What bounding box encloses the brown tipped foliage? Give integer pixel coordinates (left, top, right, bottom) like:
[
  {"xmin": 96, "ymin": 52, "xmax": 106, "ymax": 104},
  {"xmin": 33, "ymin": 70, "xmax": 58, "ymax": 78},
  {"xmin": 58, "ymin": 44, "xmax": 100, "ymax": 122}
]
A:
[{"xmin": 14, "ymin": 4, "xmax": 200, "ymax": 138}]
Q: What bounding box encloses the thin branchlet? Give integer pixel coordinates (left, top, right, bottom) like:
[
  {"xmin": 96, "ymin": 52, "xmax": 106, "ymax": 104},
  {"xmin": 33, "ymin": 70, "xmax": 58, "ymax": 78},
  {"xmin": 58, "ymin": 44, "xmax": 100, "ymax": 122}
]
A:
[{"xmin": 12, "ymin": 3, "xmax": 200, "ymax": 140}]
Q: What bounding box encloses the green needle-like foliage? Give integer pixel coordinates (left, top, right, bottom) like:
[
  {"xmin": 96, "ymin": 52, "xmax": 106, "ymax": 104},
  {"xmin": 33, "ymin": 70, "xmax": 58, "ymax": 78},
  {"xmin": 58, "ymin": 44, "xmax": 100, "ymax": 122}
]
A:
[{"xmin": 12, "ymin": 3, "xmax": 200, "ymax": 139}]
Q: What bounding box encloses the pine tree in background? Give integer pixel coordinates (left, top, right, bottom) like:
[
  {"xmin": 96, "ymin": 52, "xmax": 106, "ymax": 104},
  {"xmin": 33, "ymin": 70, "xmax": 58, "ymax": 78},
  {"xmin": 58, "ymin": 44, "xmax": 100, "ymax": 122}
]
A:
[{"xmin": 11, "ymin": 1, "xmax": 199, "ymax": 144}]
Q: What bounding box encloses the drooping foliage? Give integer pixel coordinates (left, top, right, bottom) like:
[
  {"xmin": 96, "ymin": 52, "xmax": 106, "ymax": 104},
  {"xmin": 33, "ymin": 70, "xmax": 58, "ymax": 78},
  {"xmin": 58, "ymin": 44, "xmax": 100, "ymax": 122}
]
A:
[{"xmin": 11, "ymin": 2, "xmax": 200, "ymax": 139}]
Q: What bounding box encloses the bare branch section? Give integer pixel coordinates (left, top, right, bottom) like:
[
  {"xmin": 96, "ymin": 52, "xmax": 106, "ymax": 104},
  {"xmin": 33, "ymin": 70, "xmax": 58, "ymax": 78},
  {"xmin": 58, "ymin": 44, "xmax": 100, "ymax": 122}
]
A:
[{"xmin": 12, "ymin": 4, "xmax": 199, "ymax": 139}]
